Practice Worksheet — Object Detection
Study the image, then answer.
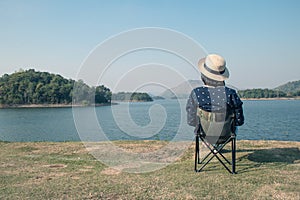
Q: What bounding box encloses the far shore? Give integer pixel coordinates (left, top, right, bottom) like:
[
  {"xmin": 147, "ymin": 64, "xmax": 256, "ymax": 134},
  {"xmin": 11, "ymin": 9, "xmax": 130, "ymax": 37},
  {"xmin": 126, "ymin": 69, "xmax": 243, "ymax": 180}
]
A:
[
  {"xmin": 0, "ymin": 102, "xmax": 117, "ymax": 109},
  {"xmin": 1, "ymin": 97, "xmax": 299, "ymax": 108},
  {"xmin": 241, "ymin": 97, "xmax": 300, "ymax": 101}
]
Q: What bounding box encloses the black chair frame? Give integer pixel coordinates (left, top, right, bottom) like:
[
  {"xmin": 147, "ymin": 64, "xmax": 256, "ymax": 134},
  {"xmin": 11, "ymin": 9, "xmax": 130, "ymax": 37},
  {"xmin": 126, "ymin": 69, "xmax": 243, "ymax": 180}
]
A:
[{"xmin": 195, "ymin": 132, "xmax": 236, "ymax": 174}]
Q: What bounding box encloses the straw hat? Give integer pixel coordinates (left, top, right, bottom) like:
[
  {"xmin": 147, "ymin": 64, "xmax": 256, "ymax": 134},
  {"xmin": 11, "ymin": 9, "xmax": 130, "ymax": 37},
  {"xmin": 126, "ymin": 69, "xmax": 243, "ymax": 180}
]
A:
[{"xmin": 198, "ymin": 54, "xmax": 229, "ymax": 81}]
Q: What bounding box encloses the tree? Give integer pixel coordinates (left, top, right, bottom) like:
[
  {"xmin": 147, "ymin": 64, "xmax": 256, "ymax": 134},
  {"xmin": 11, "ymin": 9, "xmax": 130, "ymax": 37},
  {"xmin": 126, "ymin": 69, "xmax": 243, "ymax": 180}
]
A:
[{"xmin": 95, "ymin": 85, "xmax": 112, "ymax": 103}]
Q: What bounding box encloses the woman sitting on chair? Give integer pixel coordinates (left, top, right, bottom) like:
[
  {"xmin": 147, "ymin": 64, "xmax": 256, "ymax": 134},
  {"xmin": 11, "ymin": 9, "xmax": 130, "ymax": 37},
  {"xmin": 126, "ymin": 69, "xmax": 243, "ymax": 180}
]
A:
[{"xmin": 186, "ymin": 54, "xmax": 244, "ymax": 135}]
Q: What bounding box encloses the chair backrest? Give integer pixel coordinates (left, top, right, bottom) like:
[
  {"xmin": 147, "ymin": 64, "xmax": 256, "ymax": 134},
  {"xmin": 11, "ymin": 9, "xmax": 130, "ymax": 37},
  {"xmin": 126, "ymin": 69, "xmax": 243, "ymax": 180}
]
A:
[{"xmin": 197, "ymin": 106, "xmax": 235, "ymax": 144}]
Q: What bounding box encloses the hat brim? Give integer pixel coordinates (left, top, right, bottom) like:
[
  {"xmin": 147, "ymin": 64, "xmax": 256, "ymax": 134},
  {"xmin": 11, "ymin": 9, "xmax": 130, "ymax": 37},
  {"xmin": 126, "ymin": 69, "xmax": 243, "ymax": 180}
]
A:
[{"xmin": 198, "ymin": 58, "xmax": 230, "ymax": 81}]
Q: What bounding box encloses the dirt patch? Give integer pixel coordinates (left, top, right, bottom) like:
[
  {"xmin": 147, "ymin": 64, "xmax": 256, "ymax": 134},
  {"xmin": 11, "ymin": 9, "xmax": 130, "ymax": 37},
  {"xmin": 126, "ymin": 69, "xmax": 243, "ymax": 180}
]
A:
[
  {"xmin": 43, "ymin": 164, "xmax": 67, "ymax": 168},
  {"xmin": 79, "ymin": 168, "xmax": 92, "ymax": 172},
  {"xmin": 115, "ymin": 143, "xmax": 165, "ymax": 153},
  {"xmin": 84, "ymin": 166, "xmax": 94, "ymax": 169},
  {"xmin": 101, "ymin": 167, "xmax": 121, "ymax": 175}
]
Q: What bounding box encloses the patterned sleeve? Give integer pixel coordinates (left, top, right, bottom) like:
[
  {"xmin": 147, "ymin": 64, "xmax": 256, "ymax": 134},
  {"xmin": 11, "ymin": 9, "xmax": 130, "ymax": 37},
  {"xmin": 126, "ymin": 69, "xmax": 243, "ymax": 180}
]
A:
[
  {"xmin": 186, "ymin": 90, "xmax": 198, "ymax": 127},
  {"xmin": 231, "ymin": 91, "xmax": 245, "ymax": 126}
]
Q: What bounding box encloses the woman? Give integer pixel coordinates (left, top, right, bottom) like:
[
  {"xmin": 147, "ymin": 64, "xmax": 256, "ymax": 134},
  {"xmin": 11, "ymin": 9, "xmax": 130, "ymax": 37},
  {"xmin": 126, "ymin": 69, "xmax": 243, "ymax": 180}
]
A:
[{"xmin": 186, "ymin": 54, "xmax": 244, "ymax": 133}]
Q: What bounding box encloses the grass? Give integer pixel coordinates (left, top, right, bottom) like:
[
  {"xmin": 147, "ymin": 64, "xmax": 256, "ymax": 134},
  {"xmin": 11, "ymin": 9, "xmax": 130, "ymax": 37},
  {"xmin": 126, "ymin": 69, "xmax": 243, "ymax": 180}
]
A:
[{"xmin": 0, "ymin": 140, "xmax": 299, "ymax": 199}]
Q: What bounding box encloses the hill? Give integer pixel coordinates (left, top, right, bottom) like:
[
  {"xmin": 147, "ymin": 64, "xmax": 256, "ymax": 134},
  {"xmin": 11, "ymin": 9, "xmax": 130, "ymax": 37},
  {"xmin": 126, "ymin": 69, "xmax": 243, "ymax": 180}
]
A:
[
  {"xmin": 275, "ymin": 80, "xmax": 300, "ymax": 94},
  {"xmin": 160, "ymin": 80, "xmax": 202, "ymax": 99},
  {"xmin": 0, "ymin": 69, "xmax": 111, "ymax": 106}
]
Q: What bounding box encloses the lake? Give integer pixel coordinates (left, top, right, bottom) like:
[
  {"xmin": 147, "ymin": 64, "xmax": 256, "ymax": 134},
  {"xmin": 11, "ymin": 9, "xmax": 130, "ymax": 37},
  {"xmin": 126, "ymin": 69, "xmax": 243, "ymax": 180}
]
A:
[{"xmin": 0, "ymin": 99, "xmax": 299, "ymax": 142}]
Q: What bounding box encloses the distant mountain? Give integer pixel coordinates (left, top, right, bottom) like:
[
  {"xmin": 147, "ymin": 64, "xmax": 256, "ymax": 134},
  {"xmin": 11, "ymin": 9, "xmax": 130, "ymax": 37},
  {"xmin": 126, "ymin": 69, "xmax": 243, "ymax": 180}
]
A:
[
  {"xmin": 160, "ymin": 80, "xmax": 202, "ymax": 99},
  {"xmin": 274, "ymin": 80, "xmax": 300, "ymax": 94}
]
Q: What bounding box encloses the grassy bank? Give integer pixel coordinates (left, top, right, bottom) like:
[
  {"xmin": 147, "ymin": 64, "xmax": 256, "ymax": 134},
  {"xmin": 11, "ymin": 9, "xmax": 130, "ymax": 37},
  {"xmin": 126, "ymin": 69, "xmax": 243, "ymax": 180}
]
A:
[
  {"xmin": 241, "ymin": 97, "xmax": 300, "ymax": 101},
  {"xmin": 1, "ymin": 140, "xmax": 299, "ymax": 199}
]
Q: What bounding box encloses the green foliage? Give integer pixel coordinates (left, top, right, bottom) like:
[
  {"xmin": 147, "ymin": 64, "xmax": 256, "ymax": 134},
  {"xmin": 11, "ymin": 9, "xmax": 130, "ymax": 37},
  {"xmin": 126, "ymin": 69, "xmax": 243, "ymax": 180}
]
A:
[
  {"xmin": 94, "ymin": 85, "xmax": 112, "ymax": 104},
  {"xmin": 0, "ymin": 69, "xmax": 111, "ymax": 105},
  {"xmin": 237, "ymin": 80, "xmax": 300, "ymax": 99},
  {"xmin": 238, "ymin": 88, "xmax": 287, "ymax": 98},
  {"xmin": 112, "ymin": 92, "xmax": 153, "ymax": 102},
  {"xmin": 275, "ymin": 80, "xmax": 300, "ymax": 93},
  {"xmin": 292, "ymin": 90, "xmax": 300, "ymax": 97},
  {"xmin": 130, "ymin": 92, "xmax": 153, "ymax": 101}
]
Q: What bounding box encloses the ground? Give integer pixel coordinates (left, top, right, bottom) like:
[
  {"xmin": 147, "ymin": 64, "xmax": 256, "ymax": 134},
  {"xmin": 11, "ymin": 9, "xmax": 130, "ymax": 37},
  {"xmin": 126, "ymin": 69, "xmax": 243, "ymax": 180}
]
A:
[{"xmin": 0, "ymin": 140, "xmax": 299, "ymax": 199}]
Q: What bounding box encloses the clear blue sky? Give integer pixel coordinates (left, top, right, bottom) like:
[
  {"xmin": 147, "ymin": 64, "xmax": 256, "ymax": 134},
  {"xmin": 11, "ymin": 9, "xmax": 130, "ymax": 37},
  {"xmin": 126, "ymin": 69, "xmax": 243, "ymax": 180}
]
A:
[{"xmin": 0, "ymin": 0, "xmax": 299, "ymax": 90}]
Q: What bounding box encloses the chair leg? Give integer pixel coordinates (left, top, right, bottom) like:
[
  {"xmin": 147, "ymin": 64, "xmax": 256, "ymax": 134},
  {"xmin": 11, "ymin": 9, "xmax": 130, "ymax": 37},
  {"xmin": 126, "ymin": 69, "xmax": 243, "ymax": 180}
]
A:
[
  {"xmin": 195, "ymin": 136, "xmax": 237, "ymax": 174},
  {"xmin": 231, "ymin": 137, "xmax": 236, "ymax": 174},
  {"xmin": 214, "ymin": 154, "xmax": 232, "ymax": 173},
  {"xmin": 195, "ymin": 135, "xmax": 199, "ymax": 172}
]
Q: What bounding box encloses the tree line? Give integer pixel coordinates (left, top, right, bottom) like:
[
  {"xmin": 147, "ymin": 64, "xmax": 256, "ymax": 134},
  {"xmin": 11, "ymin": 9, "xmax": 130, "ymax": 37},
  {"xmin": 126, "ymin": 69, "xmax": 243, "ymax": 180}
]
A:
[
  {"xmin": 0, "ymin": 69, "xmax": 111, "ymax": 105},
  {"xmin": 238, "ymin": 88, "xmax": 300, "ymax": 99}
]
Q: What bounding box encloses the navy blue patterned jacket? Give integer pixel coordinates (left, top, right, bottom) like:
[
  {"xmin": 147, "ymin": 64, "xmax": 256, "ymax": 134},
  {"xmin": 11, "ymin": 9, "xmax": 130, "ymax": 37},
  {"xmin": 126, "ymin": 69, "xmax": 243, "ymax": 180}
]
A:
[{"xmin": 186, "ymin": 86, "xmax": 244, "ymax": 127}]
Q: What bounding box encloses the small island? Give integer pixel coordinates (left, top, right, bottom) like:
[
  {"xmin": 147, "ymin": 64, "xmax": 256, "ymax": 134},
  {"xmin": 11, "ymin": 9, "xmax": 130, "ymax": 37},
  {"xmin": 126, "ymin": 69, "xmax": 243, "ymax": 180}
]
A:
[{"xmin": 111, "ymin": 92, "xmax": 153, "ymax": 102}]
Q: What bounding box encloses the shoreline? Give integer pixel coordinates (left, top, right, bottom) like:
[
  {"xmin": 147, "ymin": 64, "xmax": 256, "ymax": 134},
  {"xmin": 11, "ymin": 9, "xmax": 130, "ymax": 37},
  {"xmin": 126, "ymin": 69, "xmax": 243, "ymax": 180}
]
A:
[
  {"xmin": 1, "ymin": 139, "xmax": 299, "ymax": 143},
  {"xmin": 241, "ymin": 97, "xmax": 300, "ymax": 101},
  {"xmin": 1, "ymin": 98, "xmax": 299, "ymax": 108},
  {"xmin": 0, "ymin": 103, "xmax": 117, "ymax": 109}
]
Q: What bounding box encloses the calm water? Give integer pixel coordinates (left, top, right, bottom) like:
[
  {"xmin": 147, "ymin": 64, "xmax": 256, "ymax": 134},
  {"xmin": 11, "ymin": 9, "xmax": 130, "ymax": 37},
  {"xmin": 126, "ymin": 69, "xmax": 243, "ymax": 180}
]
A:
[{"xmin": 0, "ymin": 100, "xmax": 299, "ymax": 142}]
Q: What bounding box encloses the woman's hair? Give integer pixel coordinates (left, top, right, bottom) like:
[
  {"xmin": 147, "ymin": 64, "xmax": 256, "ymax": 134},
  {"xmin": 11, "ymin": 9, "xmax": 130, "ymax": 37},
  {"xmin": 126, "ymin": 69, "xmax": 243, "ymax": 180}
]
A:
[{"xmin": 201, "ymin": 74, "xmax": 225, "ymax": 87}]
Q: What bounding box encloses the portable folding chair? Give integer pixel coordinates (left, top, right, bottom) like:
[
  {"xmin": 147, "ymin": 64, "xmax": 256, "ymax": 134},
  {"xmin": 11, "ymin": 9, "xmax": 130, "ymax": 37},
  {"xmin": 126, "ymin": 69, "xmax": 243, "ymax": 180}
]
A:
[{"xmin": 194, "ymin": 107, "xmax": 236, "ymax": 174}]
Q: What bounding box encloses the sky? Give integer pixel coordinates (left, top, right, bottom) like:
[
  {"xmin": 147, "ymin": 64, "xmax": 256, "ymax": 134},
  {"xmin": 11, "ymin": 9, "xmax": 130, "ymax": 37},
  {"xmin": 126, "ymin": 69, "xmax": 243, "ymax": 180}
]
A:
[{"xmin": 0, "ymin": 0, "xmax": 300, "ymax": 92}]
